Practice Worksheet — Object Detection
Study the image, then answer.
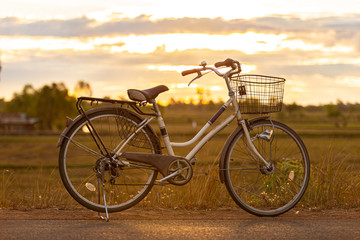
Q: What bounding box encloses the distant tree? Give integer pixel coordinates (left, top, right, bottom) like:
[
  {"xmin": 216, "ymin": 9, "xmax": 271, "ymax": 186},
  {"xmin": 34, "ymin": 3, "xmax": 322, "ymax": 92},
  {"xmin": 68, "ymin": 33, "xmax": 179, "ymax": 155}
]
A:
[
  {"xmin": 0, "ymin": 54, "xmax": 2, "ymax": 81},
  {"xmin": 206, "ymin": 100, "xmax": 216, "ymax": 110},
  {"xmin": 5, "ymin": 83, "xmax": 77, "ymax": 130},
  {"xmin": 169, "ymin": 97, "xmax": 177, "ymax": 105},
  {"xmin": 118, "ymin": 95, "xmax": 127, "ymax": 101},
  {"xmin": 36, "ymin": 83, "xmax": 77, "ymax": 130},
  {"xmin": 217, "ymin": 98, "xmax": 225, "ymax": 105},
  {"xmin": 286, "ymin": 102, "xmax": 302, "ymax": 113},
  {"xmin": 336, "ymin": 99, "xmax": 347, "ymax": 112},
  {"xmin": 336, "ymin": 100, "xmax": 349, "ymax": 127},
  {"xmin": 74, "ymin": 80, "xmax": 92, "ymax": 97},
  {"xmin": 188, "ymin": 98, "xmax": 195, "ymax": 105},
  {"xmin": 325, "ymin": 103, "xmax": 342, "ymax": 128},
  {"xmin": 0, "ymin": 98, "xmax": 4, "ymax": 112},
  {"xmin": 5, "ymin": 84, "xmax": 37, "ymax": 116},
  {"xmin": 196, "ymin": 88, "xmax": 204, "ymax": 105}
]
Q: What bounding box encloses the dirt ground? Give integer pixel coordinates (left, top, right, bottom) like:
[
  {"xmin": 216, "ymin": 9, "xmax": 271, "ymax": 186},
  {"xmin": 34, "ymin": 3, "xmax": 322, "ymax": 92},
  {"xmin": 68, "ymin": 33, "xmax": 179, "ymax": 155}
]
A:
[{"xmin": 1, "ymin": 207, "xmax": 360, "ymax": 221}]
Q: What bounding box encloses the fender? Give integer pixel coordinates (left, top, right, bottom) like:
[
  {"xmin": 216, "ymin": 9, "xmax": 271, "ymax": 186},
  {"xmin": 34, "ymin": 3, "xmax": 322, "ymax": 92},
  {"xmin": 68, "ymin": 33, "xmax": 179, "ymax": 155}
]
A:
[
  {"xmin": 56, "ymin": 106, "xmax": 161, "ymax": 153},
  {"xmin": 218, "ymin": 116, "xmax": 269, "ymax": 183}
]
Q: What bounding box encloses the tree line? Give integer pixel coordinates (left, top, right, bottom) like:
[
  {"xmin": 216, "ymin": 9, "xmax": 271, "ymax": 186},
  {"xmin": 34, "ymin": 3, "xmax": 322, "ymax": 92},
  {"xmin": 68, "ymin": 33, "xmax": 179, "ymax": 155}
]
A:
[
  {"xmin": 279, "ymin": 100, "xmax": 360, "ymax": 127},
  {"xmin": 1, "ymin": 82, "xmax": 359, "ymax": 131}
]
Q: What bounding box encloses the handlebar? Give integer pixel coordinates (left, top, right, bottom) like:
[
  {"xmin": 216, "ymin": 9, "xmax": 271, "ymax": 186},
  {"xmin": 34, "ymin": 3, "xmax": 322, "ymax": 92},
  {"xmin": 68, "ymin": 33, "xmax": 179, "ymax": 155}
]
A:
[
  {"xmin": 181, "ymin": 58, "xmax": 242, "ymax": 86},
  {"xmin": 214, "ymin": 58, "xmax": 237, "ymax": 68},
  {"xmin": 181, "ymin": 68, "xmax": 199, "ymax": 76}
]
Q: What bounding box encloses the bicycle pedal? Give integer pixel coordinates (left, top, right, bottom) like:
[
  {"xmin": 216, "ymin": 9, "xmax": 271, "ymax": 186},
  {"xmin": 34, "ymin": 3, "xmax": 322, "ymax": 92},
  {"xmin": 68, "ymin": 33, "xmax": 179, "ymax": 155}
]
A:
[{"xmin": 155, "ymin": 181, "xmax": 167, "ymax": 186}]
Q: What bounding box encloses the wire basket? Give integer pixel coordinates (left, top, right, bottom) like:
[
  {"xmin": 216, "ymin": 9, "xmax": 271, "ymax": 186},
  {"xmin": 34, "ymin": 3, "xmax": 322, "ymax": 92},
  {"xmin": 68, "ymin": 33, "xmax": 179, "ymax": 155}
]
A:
[{"xmin": 230, "ymin": 74, "xmax": 285, "ymax": 114}]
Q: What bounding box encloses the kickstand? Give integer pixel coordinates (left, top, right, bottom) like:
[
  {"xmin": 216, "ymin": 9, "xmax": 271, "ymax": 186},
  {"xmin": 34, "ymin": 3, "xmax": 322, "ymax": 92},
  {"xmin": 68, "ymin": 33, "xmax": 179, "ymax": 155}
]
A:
[
  {"xmin": 97, "ymin": 184, "xmax": 109, "ymax": 221},
  {"xmin": 97, "ymin": 164, "xmax": 110, "ymax": 222}
]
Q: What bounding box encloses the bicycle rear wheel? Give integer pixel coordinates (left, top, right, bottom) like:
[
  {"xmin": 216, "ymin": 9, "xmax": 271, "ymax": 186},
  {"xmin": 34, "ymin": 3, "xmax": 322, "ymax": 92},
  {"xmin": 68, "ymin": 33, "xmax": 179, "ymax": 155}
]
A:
[
  {"xmin": 224, "ymin": 120, "xmax": 310, "ymax": 216},
  {"xmin": 59, "ymin": 108, "xmax": 160, "ymax": 213}
]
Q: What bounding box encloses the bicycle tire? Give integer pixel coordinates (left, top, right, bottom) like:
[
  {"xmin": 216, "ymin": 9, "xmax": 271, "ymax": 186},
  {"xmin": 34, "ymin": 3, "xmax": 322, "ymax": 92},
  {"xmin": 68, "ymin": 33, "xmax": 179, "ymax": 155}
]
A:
[
  {"xmin": 59, "ymin": 107, "xmax": 161, "ymax": 213},
  {"xmin": 223, "ymin": 120, "xmax": 310, "ymax": 216}
]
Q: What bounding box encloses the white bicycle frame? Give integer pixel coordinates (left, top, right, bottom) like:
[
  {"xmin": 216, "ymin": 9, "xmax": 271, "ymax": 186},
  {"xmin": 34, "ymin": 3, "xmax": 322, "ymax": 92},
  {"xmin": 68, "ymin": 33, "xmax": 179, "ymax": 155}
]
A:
[
  {"xmin": 114, "ymin": 65, "xmax": 271, "ymax": 168},
  {"xmin": 96, "ymin": 63, "xmax": 271, "ymax": 221}
]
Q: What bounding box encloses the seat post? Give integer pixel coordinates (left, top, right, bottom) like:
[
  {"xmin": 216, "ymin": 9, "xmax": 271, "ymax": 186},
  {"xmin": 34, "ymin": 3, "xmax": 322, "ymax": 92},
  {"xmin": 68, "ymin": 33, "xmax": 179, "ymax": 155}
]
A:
[{"xmin": 150, "ymin": 99, "xmax": 175, "ymax": 156}]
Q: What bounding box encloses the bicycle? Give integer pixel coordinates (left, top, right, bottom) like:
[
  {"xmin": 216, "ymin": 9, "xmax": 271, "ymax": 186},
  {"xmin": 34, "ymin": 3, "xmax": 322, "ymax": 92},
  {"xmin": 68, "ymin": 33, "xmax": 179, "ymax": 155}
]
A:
[{"xmin": 58, "ymin": 58, "xmax": 310, "ymax": 221}]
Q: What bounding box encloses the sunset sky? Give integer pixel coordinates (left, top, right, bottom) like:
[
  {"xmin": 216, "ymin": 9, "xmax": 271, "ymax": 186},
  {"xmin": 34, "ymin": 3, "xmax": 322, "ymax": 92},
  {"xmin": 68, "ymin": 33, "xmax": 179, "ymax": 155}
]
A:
[{"xmin": 1, "ymin": 0, "xmax": 360, "ymax": 105}]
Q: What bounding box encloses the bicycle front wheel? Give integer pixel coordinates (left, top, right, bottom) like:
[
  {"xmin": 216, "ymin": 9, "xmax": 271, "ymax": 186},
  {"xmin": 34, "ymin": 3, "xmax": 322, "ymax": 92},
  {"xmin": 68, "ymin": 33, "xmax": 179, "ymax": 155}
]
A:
[
  {"xmin": 59, "ymin": 108, "xmax": 161, "ymax": 213},
  {"xmin": 224, "ymin": 120, "xmax": 310, "ymax": 216}
]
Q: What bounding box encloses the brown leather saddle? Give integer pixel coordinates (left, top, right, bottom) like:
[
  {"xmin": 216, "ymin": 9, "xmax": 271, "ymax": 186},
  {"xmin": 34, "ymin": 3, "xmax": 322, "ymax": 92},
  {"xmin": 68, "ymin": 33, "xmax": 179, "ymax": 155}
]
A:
[{"xmin": 127, "ymin": 85, "xmax": 169, "ymax": 102}]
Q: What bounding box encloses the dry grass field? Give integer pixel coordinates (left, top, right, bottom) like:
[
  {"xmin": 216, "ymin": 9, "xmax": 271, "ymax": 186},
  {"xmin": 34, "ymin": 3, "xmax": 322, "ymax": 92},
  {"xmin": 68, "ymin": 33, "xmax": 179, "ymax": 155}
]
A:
[{"xmin": 1, "ymin": 106, "xmax": 360, "ymax": 211}]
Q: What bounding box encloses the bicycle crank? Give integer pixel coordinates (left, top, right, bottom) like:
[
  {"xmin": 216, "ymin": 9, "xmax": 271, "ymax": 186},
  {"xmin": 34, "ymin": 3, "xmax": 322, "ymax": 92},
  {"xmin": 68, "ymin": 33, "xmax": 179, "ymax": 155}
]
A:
[{"xmin": 165, "ymin": 158, "xmax": 193, "ymax": 186}]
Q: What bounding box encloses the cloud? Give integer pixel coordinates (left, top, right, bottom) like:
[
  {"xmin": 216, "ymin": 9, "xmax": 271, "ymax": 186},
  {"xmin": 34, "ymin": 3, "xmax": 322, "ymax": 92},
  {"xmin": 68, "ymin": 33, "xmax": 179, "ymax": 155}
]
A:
[
  {"xmin": 0, "ymin": 17, "xmax": 95, "ymax": 37},
  {"xmin": 2, "ymin": 14, "xmax": 360, "ymax": 53},
  {"xmin": 278, "ymin": 64, "xmax": 360, "ymax": 78},
  {"xmin": 1, "ymin": 14, "xmax": 360, "ymax": 38},
  {"xmin": 1, "ymin": 47, "xmax": 359, "ymax": 104},
  {"xmin": 1, "ymin": 13, "xmax": 360, "ymax": 104}
]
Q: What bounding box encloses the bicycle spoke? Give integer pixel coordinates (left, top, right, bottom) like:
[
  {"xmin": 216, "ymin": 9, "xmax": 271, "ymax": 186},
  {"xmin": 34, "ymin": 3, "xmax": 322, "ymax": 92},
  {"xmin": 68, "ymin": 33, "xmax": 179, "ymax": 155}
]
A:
[
  {"xmin": 232, "ymin": 183, "xmax": 266, "ymax": 200},
  {"xmin": 63, "ymin": 134, "xmax": 104, "ymax": 158}
]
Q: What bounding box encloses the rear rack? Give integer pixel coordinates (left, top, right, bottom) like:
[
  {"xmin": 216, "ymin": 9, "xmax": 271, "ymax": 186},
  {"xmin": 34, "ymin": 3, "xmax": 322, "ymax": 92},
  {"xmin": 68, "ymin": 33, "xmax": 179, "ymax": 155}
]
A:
[
  {"xmin": 76, "ymin": 96, "xmax": 157, "ymax": 116},
  {"xmin": 73, "ymin": 96, "xmax": 157, "ymax": 160}
]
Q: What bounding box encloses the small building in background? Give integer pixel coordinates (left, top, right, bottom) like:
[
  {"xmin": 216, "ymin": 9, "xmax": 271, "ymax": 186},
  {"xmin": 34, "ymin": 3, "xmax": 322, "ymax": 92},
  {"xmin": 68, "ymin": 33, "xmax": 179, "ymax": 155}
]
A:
[{"xmin": 0, "ymin": 113, "xmax": 38, "ymax": 134}]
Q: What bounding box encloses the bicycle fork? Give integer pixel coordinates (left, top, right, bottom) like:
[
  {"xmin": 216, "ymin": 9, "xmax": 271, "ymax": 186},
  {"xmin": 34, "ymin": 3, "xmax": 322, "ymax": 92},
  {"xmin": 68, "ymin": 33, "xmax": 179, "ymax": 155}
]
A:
[{"xmin": 239, "ymin": 120, "xmax": 272, "ymax": 169}]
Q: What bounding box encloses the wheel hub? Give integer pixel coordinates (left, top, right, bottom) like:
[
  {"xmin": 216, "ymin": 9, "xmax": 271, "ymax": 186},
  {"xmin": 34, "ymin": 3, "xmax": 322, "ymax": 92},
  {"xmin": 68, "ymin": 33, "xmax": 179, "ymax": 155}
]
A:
[{"xmin": 259, "ymin": 162, "xmax": 275, "ymax": 175}]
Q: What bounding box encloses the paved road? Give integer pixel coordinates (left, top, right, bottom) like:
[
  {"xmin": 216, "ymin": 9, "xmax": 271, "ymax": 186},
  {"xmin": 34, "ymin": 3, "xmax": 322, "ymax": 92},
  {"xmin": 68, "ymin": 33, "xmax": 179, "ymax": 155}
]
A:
[{"xmin": 1, "ymin": 208, "xmax": 360, "ymax": 239}]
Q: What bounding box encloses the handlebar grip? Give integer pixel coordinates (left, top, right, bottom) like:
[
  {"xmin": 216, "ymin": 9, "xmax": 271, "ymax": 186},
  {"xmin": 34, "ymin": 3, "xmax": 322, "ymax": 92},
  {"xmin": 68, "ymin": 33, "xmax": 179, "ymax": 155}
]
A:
[
  {"xmin": 181, "ymin": 68, "xmax": 198, "ymax": 76},
  {"xmin": 214, "ymin": 58, "xmax": 235, "ymax": 68}
]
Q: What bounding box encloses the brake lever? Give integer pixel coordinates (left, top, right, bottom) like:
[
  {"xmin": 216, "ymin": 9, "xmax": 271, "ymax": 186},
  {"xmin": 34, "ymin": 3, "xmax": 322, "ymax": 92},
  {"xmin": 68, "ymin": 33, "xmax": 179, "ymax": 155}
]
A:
[{"xmin": 188, "ymin": 70, "xmax": 202, "ymax": 86}]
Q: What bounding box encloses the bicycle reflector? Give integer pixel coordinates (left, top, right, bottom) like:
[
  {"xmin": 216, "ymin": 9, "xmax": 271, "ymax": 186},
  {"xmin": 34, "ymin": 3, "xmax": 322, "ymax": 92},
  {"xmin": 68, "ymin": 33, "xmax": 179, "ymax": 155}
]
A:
[{"xmin": 66, "ymin": 116, "xmax": 73, "ymax": 127}]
